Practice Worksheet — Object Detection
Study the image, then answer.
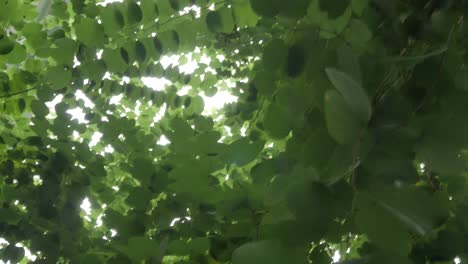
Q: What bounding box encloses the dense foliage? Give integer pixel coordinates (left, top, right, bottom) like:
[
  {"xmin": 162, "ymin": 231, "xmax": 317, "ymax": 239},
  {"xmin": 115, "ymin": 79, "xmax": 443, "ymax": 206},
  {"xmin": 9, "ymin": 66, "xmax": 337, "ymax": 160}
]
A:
[{"xmin": 1, "ymin": 0, "xmax": 468, "ymax": 263}]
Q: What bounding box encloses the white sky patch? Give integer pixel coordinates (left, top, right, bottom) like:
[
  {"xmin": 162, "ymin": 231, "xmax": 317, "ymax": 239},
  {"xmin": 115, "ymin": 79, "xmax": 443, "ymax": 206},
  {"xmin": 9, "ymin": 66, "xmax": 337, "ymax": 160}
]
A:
[
  {"xmin": 201, "ymin": 90, "xmax": 237, "ymax": 115},
  {"xmin": 73, "ymin": 56, "xmax": 80, "ymax": 67},
  {"xmin": 332, "ymin": 250, "xmax": 341, "ymax": 263},
  {"xmin": 96, "ymin": 49, "xmax": 103, "ymax": 59},
  {"xmin": 109, "ymin": 94, "xmax": 123, "ymax": 105},
  {"xmin": 72, "ymin": 130, "xmax": 80, "ymax": 140},
  {"xmin": 179, "ymin": 59, "xmax": 198, "ymax": 74},
  {"xmin": 141, "ymin": 77, "xmax": 171, "ymax": 91},
  {"xmin": 134, "ymin": 100, "xmax": 142, "ymax": 116},
  {"xmin": 177, "ymin": 86, "xmax": 191, "ymax": 96},
  {"xmin": 96, "ymin": 214, "xmax": 104, "ymax": 227},
  {"xmin": 216, "ymin": 54, "xmax": 225, "ymax": 62},
  {"xmin": 240, "ymin": 124, "xmax": 247, "ymax": 137},
  {"xmin": 200, "ymin": 53, "xmax": 211, "ymax": 65},
  {"xmin": 157, "ymin": 135, "xmax": 170, "ymax": 146},
  {"xmin": 80, "ymin": 197, "xmax": 92, "ymax": 215},
  {"xmin": 120, "ymin": 76, "xmax": 130, "ymax": 84},
  {"xmin": 153, "ymin": 103, "xmax": 166, "ymax": 123},
  {"xmin": 24, "ymin": 246, "xmax": 37, "ymax": 261},
  {"xmin": 75, "ymin": 90, "xmax": 95, "ymax": 108},
  {"xmin": 96, "ymin": 0, "xmax": 123, "ymax": 6},
  {"xmin": 103, "ymin": 71, "xmax": 111, "ymax": 80},
  {"xmin": 179, "ymin": 5, "xmax": 201, "ymax": 18},
  {"xmin": 45, "ymin": 94, "xmax": 64, "ymax": 113},
  {"xmin": 89, "ymin": 132, "xmax": 103, "ymax": 147},
  {"xmin": 160, "ymin": 55, "xmax": 180, "ymax": 69},
  {"xmin": 104, "ymin": 144, "xmax": 115, "ymax": 153},
  {"xmin": 67, "ymin": 107, "xmax": 88, "ymax": 124}
]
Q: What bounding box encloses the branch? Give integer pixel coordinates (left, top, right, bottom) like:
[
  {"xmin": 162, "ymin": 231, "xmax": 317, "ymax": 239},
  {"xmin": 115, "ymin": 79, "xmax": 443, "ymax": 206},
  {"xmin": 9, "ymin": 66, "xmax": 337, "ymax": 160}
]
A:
[{"xmin": 0, "ymin": 87, "xmax": 37, "ymax": 99}]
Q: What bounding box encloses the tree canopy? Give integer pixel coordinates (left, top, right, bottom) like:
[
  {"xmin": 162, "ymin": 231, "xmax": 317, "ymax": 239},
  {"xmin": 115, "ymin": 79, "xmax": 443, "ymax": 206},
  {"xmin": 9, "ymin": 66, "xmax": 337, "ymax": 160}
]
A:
[{"xmin": 1, "ymin": 0, "xmax": 468, "ymax": 263}]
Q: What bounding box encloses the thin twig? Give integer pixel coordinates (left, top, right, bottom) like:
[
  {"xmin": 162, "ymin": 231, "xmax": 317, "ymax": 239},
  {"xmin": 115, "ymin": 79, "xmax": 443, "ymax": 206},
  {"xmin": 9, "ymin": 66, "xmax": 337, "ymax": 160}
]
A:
[
  {"xmin": 0, "ymin": 87, "xmax": 37, "ymax": 99},
  {"xmin": 246, "ymin": 98, "xmax": 265, "ymax": 133},
  {"xmin": 411, "ymin": 17, "xmax": 461, "ymax": 117}
]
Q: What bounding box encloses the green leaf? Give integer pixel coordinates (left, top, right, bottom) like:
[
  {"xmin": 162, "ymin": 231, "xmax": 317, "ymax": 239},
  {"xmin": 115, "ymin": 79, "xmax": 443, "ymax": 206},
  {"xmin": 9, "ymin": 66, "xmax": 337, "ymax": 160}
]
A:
[
  {"xmin": 127, "ymin": 1, "xmax": 143, "ymax": 24},
  {"xmin": 325, "ymin": 67, "xmax": 371, "ymax": 122},
  {"xmin": 74, "ymin": 18, "xmax": 106, "ymax": 46},
  {"xmin": 232, "ymin": 0, "xmax": 259, "ymax": 27},
  {"xmin": 232, "ymin": 240, "xmax": 285, "ymax": 264},
  {"xmin": 453, "ymin": 67, "xmax": 468, "ymax": 91},
  {"xmin": 206, "ymin": 7, "xmax": 235, "ymax": 34},
  {"xmin": 224, "ymin": 138, "xmax": 263, "ymax": 166},
  {"xmin": 0, "ymin": 35, "xmax": 14, "ymax": 55},
  {"xmin": 126, "ymin": 236, "xmax": 160, "ymax": 261},
  {"xmin": 140, "ymin": 0, "xmax": 159, "ymax": 23},
  {"xmin": 262, "ymin": 39, "xmax": 288, "ymax": 72},
  {"xmin": 285, "ymin": 43, "xmax": 307, "ymax": 78},
  {"xmin": 31, "ymin": 100, "xmax": 49, "ymax": 117},
  {"xmin": 102, "ymin": 48, "xmax": 128, "ymax": 73},
  {"xmin": 46, "ymin": 66, "xmax": 72, "ymax": 89},
  {"xmin": 81, "ymin": 59, "xmax": 106, "ymax": 82},
  {"xmin": 100, "ymin": 5, "xmax": 125, "ymax": 37},
  {"xmin": 344, "ymin": 19, "xmax": 372, "ymax": 47},
  {"xmin": 254, "ymin": 70, "xmax": 276, "ymax": 96},
  {"xmin": 319, "ymin": 0, "xmax": 349, "ymax": 18},
  {"xmin": 354, "ymin": 192, "xmax": 412, "ymax": 255},
  {"xmin": 370, "ymin": 186, "xmax": 450, "ymax": 236},
  {"xmin": 2, "ymin": 43, "xmax": 27, "ymax": 64},
  {"xmin": 134, "ymin": 40, "xmax": 147, "ymax": 63},
  {"xmin": 286, "ymin": 181, "xmax": 334, "ymax": 228},
  {"xmin": 2, "ymin": 244, "xmax": 24, "ymax": 263},
  {"xmin": 351, "ymin": 0, "xmax": 368, "ymax": 16},
  {"xmin": 263, "ymin": 103, "xmax": 292, "ymax": 139},
  {"xmin": 250, "ymin": 0, "xmax": 280, "ymax": 17},
  {"xmin": 324, "ymin": 89, "xmax": 361, "ymax": 145},
  {"xmin": 51, "ymin": 38, "xmax": 78, "ymax": 65}
]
